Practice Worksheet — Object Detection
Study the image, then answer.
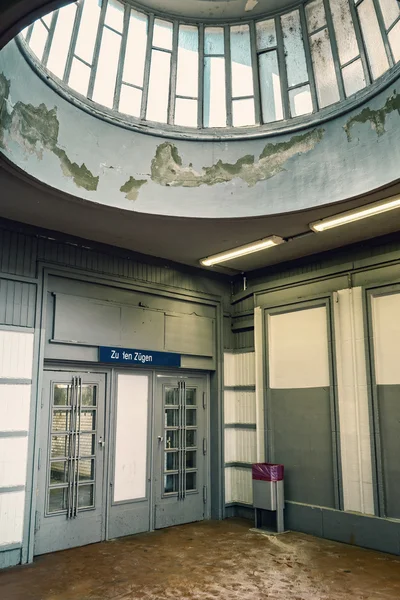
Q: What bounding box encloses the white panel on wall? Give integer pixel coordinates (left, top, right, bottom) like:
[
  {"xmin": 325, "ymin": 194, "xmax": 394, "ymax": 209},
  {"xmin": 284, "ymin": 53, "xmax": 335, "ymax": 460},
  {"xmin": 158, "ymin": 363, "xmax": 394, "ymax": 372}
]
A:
[
  {"xmin": 224, "ymin": 352, "xmax": 255, "ymax": 386},
  {"xmin": 0, "ymin": 437, "xmax": 28, "ymax": 487},
  {"xmin": 254, "ymin": 306, "xmax": 265, "ymax": 462},
  {"xmin": 224, "ymin": 390, "xmax": 256, "ymax": 424},
  {"xmin": 0, "ymin": 491, "xmax": 25, "ymax": 545},
  {"xmin": 0, "ymin": 385, "xmax": 31, "ymax": 431},
  {"xmin": 225, "ymin": 467, "xmax": 252, "ymax": 504},
  {"xmin": 371, "ymin": 292, "xmax": 400, "ymax": 385},
  {"xmin": 0, "ymin": 331, "xmax": 34, "ymax": 379},
  {"xmin": 268, "ymin": 306, "xmax": 330, "ymax": 389},
  {"xmin": 224, "ymin": 429, "xmax": 257, "ymax": 463},
  {"xmin": 114, "ymin": 374, "xmax": 149, "ymax": 502},
  {"xmin": 334, "ymin": 288, "xmax": 374, "ymax": 515}
]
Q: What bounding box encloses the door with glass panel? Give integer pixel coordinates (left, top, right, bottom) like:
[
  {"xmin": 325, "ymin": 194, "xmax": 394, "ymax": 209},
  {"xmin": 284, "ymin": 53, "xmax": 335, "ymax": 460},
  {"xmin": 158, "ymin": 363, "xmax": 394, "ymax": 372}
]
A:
[
  {"xmin": 154, "ymin": 376, "xmax": 207, "ymax": 529},
  {"xmin": 34, "ymin": 371, "xmax": 106, "ymax": 556}
]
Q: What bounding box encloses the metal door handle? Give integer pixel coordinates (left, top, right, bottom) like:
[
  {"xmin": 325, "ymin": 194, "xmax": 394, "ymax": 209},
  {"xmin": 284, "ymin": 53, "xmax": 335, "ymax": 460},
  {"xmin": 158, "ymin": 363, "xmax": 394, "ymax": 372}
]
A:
[
  {"xmin": 98, "ymin": 437, "xmax": 105, "ymax": 448},
  {"xmin": 158, "ymin": 436, "xmax": 164, "ymax": 442}
]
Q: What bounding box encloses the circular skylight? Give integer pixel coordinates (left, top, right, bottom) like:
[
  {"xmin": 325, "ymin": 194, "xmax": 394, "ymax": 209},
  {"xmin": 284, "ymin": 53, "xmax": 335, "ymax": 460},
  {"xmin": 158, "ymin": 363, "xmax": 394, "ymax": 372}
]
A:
[{"xmin": 19, "ymin": 0, "xmax": 400, "ymax": 135}]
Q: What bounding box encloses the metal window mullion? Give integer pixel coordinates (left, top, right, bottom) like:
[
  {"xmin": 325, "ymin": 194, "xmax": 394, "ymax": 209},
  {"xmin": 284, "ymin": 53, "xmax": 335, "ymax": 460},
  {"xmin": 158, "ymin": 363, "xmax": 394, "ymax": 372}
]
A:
[
  {"xmin": 74, "ymin": 376, "xmax": 82, "ymax": 517},
  {"xmin": 140, "ymin": 13, "xmax": 154, "ymax": 120},
  {"xmin": 87, "ymin": 0, "xmax": 109, "ymax": 100},
  {"xmin": 349, "ymin": 0, "xmax": 372, "ymax": 85},
  {"xmin": 323, "ymin": 0, "xmax": 346, "ymax": 100},
  {"xmin": 67, "ymin": 377, "xmax": 76, "ymax": 519},
  {"xmin": 275, "ymin": 15, "xmax": 290, "ymax": 121},
  {"xmin": 387, "ymin": 14, "xmax": 400, "ymax": 34},
  {"xmin": 224, "ymin": 25, "xmax": 233, "ymax": 127},
  {"xmin": 168, "ymin": 21, "xmax": 179, "ymax": 124},
  {"xmin": 341, "ymin": 54, "xmax": 361, "ymax": 69},
  {"xmin": 372, "ymin": 0, "xmax": 395, "ymax": 66},
  {"xmin": 299, "ymin": 2, "xmax": 318, "ymax": 112},
  {"xmin": 25, "ymin": 24, "xmax": 34, "ymax": 45},
  {"xmin": 249, "ymin": 20, "xmax": 261, "ymax": 125},
  {"xmin": 42, "ymin": 11, "xmax": 58, "ymax": 68},
  {"xmin": 179, "ymin": 382, "xmax": 183, "ymax": 500},
  {"xmin": 113, "ymin": 4, "xmax": 130, "ymax": 111},
  {"xmin": 63, "ymin": 0, "xmax": 84, "ymax": 83},
  {"xmin": 198, "ymin": 24, "xmax": 204, "ymax": 128}
]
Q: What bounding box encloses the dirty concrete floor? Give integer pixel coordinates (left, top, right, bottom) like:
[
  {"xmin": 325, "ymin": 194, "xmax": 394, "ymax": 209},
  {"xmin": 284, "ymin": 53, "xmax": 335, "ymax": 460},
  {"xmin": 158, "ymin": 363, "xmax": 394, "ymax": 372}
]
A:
[{"xmin": 1, "ymin": 519, "xmax": 400, "ymax": 600}]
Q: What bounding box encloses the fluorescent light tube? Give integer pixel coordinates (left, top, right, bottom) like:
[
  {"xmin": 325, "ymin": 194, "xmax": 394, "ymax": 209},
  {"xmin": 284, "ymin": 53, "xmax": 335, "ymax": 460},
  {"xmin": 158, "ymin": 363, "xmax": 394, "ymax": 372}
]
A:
[
  {"xmin": 200, "ymin": 236, "xmax": 285, "ymax": 266},
  {"xmin": 310, "ymin": 196, "xmax": 400, "ymax": 232}
]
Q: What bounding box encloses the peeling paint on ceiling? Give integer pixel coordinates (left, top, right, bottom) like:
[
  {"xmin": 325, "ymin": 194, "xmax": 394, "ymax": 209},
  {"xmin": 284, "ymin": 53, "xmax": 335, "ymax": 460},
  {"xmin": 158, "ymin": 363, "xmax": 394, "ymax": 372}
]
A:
[{"xmin": 151, "ymin": 128, "xmax": 325, "ymax": 188}]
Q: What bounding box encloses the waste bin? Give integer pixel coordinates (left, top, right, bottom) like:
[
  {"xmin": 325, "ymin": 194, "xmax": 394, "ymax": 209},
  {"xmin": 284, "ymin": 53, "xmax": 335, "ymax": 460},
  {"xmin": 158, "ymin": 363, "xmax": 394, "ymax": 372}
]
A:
[{"xmin": 252, "ymin": 463, "xmax": 285, "ymax": 533}]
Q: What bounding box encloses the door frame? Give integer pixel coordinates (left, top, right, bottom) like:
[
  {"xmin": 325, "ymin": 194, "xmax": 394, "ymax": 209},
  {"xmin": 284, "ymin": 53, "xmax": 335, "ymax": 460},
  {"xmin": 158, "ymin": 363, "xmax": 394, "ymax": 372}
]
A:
[{"xmin": 36, "ymin": 362, "xmax": 211, "ymax": 552}]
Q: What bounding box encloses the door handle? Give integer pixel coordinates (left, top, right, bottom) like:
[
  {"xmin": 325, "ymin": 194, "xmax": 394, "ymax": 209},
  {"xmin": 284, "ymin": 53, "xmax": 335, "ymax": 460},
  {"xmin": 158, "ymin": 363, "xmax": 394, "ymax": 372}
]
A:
[
  {"xmin": 98, "ymin": 437, "xmax": 105, "ymax": 448},
  {"xmin": 158, "ymin": 436, "xmax": 164, "ymax": 443}
]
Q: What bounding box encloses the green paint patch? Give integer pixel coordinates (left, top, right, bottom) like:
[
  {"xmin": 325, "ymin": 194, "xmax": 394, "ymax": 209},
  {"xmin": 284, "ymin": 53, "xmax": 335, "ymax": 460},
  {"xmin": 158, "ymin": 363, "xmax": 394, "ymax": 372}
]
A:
[
  {"xmin": 151, "ymin": 128, "xmax": 325, "ymax": 188},
  {"xmin": 0, "ymin": 72, "xmax": 11, "ymax": 148},
  {"xmin": 120, "ymin": 176, "xmax": 148, "ymax": 200},
  {"xmin": 344, "ymin": 90, "xmax": 400, "ymax": 141},
  {"xmin": 53, "ymin": 147, "xmax": 99, "ymax": 191},
  {"xmin": 0, "ymin": 77, "xmax": 99, "ymax": 191}
]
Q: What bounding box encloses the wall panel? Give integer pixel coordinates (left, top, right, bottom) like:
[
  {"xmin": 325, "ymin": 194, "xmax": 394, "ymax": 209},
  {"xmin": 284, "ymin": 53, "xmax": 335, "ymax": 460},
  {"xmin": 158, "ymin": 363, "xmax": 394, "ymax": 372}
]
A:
[
  {"xmin": 0, "ymin": 491, "xmax": 25, "ymax": 546},
  {"xmin": 333, "ymin": 287, "xmax": 374, "ymax": 515}
]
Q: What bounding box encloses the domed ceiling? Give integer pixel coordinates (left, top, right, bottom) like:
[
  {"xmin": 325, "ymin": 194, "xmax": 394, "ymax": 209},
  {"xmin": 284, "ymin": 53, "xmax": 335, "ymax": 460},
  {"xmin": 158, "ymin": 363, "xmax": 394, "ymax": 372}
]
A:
[{"xmin": 134, "ymin": 0, "xmax": 302, "ymax": 19}]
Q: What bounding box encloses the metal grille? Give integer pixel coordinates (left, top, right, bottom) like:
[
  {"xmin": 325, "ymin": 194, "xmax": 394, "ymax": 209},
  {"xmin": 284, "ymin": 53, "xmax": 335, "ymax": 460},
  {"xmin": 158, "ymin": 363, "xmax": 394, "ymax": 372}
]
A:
[
  {"xmin": 163, "ymin": 382, "xmax": 198, "ymax": 499},
  {"xmin": 47, "ymin": 378, "xmax": 98, "ymax": 517}
]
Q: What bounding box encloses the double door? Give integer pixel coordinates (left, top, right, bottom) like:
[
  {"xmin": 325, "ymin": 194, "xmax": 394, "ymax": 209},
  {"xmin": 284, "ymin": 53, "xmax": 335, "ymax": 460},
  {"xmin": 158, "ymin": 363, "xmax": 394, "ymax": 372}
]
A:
[{"xmin": 35, "ymin": 370, "xmax": 208, "ymax": 555}]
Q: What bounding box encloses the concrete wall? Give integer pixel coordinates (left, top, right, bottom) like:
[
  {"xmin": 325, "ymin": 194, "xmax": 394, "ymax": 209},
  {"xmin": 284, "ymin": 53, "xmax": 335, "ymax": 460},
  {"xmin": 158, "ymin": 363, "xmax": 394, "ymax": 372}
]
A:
[{"xmin": 1, "ymin": 39, "xmax": 400, "ymax": 219}]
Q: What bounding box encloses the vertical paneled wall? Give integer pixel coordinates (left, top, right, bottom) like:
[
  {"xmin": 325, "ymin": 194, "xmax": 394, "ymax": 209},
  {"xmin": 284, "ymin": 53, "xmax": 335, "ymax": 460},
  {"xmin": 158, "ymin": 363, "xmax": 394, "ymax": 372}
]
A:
[
  {"xmin": 266, "ymin": 304, "xmax": 337, "ymax": 508},
  {"xmin": 0, "ymin": 330, "xmax": 34, "ymax": 550},
  {"xmin": 333, "ymin": 288, "xmax": 374, "ymax": 515},
  {"xmin": 370, "ymin": 290, "xmax": 400, "ymax": 519},
  {"xmin": 224, "ymin": 351, "xmax": 256, "ymax": 505}
]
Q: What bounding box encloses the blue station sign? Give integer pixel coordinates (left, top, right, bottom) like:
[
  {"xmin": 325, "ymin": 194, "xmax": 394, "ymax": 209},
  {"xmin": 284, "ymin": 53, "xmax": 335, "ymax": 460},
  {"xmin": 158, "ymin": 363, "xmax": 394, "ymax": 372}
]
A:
[{"xmin": 99, "ymin": 346, "xmax": 181, "ymax": 367}]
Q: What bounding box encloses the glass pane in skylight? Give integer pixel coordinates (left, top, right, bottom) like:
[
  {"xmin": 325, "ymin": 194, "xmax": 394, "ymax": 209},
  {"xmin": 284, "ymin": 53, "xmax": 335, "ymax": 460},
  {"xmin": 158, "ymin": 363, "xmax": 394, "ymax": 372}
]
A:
[
  {"xmin": 92, "ymin": 26, "xmax": 121, "ymax": 108},
  {"xmin": 377, "ymin": 0, "xmax": 400, "ymax": 29},
  {"xmin": 329, "ymin": 0, "xmax": 359, "ymax": 66},
  {"xmin": 256, "ymin": 19, "xmax": 276, "ymax": 50},
  {"xmin": 310, "ymin": 28, "xmax": 340, "ymax": 107},
  {"xmin": 342, "ymin": 58, "xmax": 366, "ymax": 97},
  {"xmin": 388, "ymin": 21, "xmax": 400, "ymax": 63},
  {"xmin": 119, "ymin": 84, "xmax": 142, "ymax": 117},
  {"xmin": 306, "ymin": 0, "xmax": 326, "ymax": 33},
  {"xmin": 230, "ymin": 25, "xmax": 254, "ymax": 98},
  {"xmin": 105, "ymin": 0, "xmax": 124, "ymax": 33},
  {"xmin": 47, "ymin": 3, "xmax": 77, "ymax": 79},
  {"xmin": 69, "ymin": 58, "xmax": 91, "ymax": 96},
  {"xmin": 74, "ymin": 0, "xmax": 101, "ymax": 65},
  {"xmin": 203, "ymin": 56, "xmax": 226, "ymax": 127},
  {"xmin": 153, "ymin": 19, "xmax": 173, "ymax": 50},
  {"xmin": 232, "ymin": 98, "xmax": 256, "ymax": 127},
  {"xmin": 289, "ymin": 84, "xmax": 313, "ymax": 117},
  {"xmin": 204, "ymin": 27, "xmax": 224, "ymax": 55},
  {"xmin": 175, "ymin": 98, "xmax": 198, "ymax": 127},
  {"xmin": 146, "ymin": 49, "xmax": 171, "ymax": 122},
  {"xmin": 176, "ymin": 25, "xmax": 199, "ymax": 98},
  {"xmin": 29, "ymin": 19, "xmax": 48, "ymax": 61},
  {"xmin": 258, "ymin": 51, "xmax": 283, "ymax": 123},
  {"xmin": 123, "ymin": 9, "xmax": 148, "ymax": 87},
  {"xmin": 357, "ymin": 0, "xmax": 389, "ymax": 80},
  {"xmin": 281, "ymin": 10, "xmax": 309, "ymax": 87}
]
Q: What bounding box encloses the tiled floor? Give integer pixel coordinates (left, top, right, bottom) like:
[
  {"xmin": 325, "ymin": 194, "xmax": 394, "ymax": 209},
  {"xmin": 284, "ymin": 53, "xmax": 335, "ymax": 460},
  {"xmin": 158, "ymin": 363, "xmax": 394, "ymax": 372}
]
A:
[{"xmin": 1, "ymin": 519, "xmax": 400, "ymax": 599}]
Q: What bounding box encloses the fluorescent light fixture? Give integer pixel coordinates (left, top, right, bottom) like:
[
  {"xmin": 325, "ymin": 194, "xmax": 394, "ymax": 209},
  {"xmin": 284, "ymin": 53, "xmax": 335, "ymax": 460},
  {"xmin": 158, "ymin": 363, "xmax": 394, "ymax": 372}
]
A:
[
  {"xmin": 310, "ymin": 195, "xmax": 400, "ymax": 232},
  {"xmin": 200, "ymin": 236, "xmax": 285, "ymax": 267}
]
